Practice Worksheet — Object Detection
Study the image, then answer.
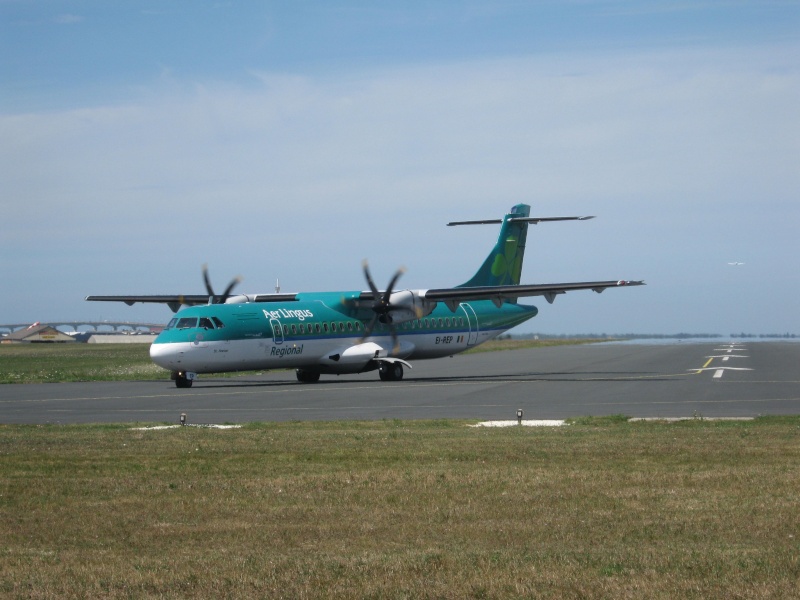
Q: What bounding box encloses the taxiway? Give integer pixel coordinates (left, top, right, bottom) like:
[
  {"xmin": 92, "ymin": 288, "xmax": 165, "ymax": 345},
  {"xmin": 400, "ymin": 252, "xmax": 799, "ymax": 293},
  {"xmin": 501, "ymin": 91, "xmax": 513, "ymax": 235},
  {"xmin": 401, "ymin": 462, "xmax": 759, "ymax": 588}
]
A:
[{"xmin": 1, "ymin": 342, "xmax": 798, "ymax": 424}]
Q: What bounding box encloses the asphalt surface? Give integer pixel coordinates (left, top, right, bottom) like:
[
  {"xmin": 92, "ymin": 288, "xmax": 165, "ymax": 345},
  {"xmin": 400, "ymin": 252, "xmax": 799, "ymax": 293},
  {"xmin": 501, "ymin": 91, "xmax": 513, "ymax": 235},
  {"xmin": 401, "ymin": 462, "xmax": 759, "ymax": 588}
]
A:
[{"xmin": 1, "ymin": 341, "xmax": 798, "ymax": 425}]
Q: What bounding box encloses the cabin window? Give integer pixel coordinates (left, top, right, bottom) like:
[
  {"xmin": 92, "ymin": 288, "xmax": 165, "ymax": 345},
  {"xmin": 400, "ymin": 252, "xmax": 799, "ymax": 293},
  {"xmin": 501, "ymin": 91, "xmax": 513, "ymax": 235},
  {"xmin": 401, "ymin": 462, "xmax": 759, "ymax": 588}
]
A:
[
  {"xmin": 355, "ymin": 322, "xmax": 361, "ymax": 331},
  {"xmin": 323, "ymin": 323, "xmax": 329, "ymax": 333},
  {"xmin": 291, "ymin": 324, "xmax": 297, "ymax": 335},
  {"xmin": 299, "ymin": 324, "xmax": 305, "ymax": 334},
  {"xmin": 198, "ymin": 317, "xmax": 214, "ymax": 330},
  {"xmin": 446, "ymin": 318, "xmax": 451, "ymax": 327},
  {"xmin": 283, "ymin": 325, "xmax": 289, "ymax": 335},
  {"xmin": 315, "ymin": 323, "xmax": 321, "ymax": 333},
  {"xmin": 176, "ymin": 317, "xmax": 198, "ymax": 329},
  {"xmin": 212, "ymin": 317, "xmax": 225, "ymax": 328},
  {"xmin": 347, "ymin": 322, "xmax": 353, "ymax": 332},
  {"xmin": 438, "ymin": 318, "xmax": 443, "ymax": 328}
]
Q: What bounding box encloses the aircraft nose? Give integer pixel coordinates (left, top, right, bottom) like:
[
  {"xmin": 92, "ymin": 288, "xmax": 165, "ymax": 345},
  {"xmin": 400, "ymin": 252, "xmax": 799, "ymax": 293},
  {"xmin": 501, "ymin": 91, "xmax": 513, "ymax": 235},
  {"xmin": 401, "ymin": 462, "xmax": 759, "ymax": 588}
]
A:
[{"xmin": 149, "ymin": 342, "xmax": 179, "ymax": 369}]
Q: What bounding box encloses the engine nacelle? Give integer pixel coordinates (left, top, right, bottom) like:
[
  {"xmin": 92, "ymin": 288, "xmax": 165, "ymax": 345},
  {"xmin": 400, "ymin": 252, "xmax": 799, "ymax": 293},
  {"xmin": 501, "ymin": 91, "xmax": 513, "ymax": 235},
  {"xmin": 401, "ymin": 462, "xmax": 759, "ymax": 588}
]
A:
[{"xmin": 385, "ymin": 290, "xmax": 436, "ymax": 323}]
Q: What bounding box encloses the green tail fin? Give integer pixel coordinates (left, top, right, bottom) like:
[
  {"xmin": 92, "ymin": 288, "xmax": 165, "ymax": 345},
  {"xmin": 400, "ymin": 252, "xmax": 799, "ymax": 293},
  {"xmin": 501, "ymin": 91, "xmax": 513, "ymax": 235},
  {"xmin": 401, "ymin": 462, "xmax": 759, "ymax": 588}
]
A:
[{"xmin": 458, "ymin": 204, "xmax": 530, "ymax": 288}]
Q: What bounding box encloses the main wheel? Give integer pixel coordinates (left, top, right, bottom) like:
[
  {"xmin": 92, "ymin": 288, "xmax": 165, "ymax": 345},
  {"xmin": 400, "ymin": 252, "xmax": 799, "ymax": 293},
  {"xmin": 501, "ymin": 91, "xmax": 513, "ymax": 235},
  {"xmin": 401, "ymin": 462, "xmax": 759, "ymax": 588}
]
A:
[
  {"xmin": 296, "ymin": 369, "xmax": 321, "ymax": 383},
  {"xmin": 378, "ymin": 362, "xmax": 404, "ymax": 382}
]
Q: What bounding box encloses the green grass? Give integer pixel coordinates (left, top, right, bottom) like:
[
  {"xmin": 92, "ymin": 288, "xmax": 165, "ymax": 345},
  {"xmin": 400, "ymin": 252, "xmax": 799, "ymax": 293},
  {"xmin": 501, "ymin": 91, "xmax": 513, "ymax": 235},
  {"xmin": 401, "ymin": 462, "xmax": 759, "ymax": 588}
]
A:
[
  {"xmin": 0, "ymin": 339, "xmax": 606, "ymax": 384},
  {"xmin": 2, "ymin": 417, "xmax": 799, "ymax": 598},
  {"xmin": 0, "ymin": 343, "xmax": 162, "ymax": 383}
]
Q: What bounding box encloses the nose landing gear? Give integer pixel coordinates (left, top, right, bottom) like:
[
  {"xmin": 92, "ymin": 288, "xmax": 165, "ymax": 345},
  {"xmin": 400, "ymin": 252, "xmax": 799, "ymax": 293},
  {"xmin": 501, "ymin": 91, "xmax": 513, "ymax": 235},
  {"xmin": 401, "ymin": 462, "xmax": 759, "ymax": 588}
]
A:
[{"xmin": 171, "ymin": 371, "xmax": 196, "ymax": 388}]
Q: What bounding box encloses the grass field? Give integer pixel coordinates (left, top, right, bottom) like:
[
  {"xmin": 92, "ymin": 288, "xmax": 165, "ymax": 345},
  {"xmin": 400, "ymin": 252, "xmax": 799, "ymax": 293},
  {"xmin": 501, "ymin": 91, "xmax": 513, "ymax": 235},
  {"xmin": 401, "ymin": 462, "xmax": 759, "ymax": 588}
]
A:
[
  {"xmin": 0, "ymin": 339, "xmax": 606, "ymax": 384},
  {"xmin": 2, "ymin": 417, "xmax": 799, "ymax": 598},
  {"xmin": 0, "ymin": 343, "xmax": 160, "ymax": 384}
]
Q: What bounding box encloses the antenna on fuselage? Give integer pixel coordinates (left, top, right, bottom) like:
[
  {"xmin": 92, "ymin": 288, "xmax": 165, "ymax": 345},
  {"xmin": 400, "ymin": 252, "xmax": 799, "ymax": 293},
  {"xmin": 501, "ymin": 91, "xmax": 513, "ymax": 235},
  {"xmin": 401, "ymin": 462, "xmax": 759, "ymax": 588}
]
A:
[{"xmin": 275, "ymin": 279, "xmax": 281, "ymax": 293}]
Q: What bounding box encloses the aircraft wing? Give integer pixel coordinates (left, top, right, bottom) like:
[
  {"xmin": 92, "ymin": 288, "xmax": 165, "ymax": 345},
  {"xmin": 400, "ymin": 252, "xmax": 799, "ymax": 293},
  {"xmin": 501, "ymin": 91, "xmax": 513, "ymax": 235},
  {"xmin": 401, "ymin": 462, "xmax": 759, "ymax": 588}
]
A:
[
  {"xmin": 421, "ymin": 280, "xmax": 645, "ymax": 310},
  {"xmin": 85, "ymin": 293, "xmax": 298, "ymax": 313}
]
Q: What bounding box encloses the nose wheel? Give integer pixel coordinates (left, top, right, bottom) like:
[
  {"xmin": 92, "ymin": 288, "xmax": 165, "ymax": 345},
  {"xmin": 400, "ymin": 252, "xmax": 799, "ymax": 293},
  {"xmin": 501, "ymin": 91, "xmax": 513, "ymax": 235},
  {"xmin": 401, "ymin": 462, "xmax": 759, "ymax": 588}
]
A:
[{"xmin": 172, "ymin": 371, "xmax": 194, "ymax": 388}]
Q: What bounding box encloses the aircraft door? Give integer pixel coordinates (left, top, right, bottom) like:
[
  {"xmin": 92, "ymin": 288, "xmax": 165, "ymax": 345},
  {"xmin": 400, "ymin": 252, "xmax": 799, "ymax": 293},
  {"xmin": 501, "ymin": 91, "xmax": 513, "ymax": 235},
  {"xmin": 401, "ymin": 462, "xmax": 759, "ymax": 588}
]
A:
[
  {"xmin": 459, "ymin": 303, "xmax": 479, "ymax": 346},
  {"xmin": 270, "ymin": 318, "xmax": 284, "ymax": 345}
]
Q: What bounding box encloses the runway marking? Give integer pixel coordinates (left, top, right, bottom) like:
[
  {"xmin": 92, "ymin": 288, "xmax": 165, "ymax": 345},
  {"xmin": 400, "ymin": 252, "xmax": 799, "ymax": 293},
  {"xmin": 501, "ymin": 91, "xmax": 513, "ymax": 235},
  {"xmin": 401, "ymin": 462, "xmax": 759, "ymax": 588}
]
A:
[
  {"xmin": 470, "ymin": 420, "xmax": 565, "ymax": 428},
  {"xmin": 693, "ymin": 344, "xmax": 751, "ymax": 379},
  {"xmin": 696, "ymin": 357, "xmax": 714, "ymax": 374}
]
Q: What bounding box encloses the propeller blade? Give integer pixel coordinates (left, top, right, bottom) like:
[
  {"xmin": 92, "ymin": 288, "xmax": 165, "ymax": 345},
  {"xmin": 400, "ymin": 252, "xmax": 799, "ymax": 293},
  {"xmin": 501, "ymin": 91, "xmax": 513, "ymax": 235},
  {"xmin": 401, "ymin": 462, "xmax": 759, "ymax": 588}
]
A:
[
  {"xmin": 221, "ymin": 276, "xmax": 242, "ymax": 298},
  {"xmin": 359, "ymin": 314, "xmax": 379, "ymax": 344},
  {"xmin": 202, "ymin": 264, "xmax": 214, "ymax": 296},
  {"xmin": 383, "ymin": 267, "xmax": 406, "ymax": 305},
  {"xmin": 389, "ymin": 324, "xmax": 400, "ymax": 355},
  {"xmin": 359, "ymin": 260, "xmax": 407, "ymax": 355},
  {"xmin": 362, "ymin": 260, "xmax": 380, "ymax": 297},
  {"xmin": 202, "ymin": 265, "xmax": 241, "ymax": 304}
]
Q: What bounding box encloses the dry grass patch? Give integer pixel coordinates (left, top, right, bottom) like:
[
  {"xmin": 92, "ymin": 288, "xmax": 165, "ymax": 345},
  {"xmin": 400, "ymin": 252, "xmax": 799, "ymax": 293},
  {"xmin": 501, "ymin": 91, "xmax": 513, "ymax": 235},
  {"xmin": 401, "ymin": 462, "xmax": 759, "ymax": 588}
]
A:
[{"xmin": 1, "ymin": 418, "xmax": 799, "ymax": 598}]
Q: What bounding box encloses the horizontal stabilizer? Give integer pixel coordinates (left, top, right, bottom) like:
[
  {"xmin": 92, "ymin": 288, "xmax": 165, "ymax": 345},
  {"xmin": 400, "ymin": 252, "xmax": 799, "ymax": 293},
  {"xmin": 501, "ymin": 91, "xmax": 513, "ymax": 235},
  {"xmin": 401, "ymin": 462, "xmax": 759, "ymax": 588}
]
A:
[{"xmin": 447, "ymin": 216, "xmax": 594, "ymax": 226}]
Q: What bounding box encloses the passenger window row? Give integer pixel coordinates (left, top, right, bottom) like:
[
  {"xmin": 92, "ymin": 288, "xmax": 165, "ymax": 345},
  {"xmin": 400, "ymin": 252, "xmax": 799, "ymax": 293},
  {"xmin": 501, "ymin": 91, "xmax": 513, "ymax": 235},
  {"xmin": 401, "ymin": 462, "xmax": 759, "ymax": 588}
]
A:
[
  {"xmin": 166, "ymin": 315, "xmax": 466, "ymax": 334},
  {"xmin": 280, "ymin": 316, "xmax": 467, "ymax": 337},
  {"xmin": 282, "ymin": 321, "xmax": 364, "ymax": 336}
]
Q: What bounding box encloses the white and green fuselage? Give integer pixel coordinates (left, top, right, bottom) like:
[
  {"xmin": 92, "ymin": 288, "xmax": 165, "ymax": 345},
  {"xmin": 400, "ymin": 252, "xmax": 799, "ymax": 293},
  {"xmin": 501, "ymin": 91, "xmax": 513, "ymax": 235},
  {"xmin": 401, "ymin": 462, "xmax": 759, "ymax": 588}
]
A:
[{"xmin": 150, "ymin": 294, "xmax": 537, "ymax": 378}]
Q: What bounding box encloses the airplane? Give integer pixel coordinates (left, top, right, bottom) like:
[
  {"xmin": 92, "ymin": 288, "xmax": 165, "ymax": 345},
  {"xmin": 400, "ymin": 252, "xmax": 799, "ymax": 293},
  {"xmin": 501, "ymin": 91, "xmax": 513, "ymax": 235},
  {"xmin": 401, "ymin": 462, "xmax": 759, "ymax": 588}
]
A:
[
  {"xmin": 86, "ymin": 204, "xmax": 644, "ymax": 387},
  {"xmin": 727, "ymin": 262, "xmax": 745, "ymax": 266}
]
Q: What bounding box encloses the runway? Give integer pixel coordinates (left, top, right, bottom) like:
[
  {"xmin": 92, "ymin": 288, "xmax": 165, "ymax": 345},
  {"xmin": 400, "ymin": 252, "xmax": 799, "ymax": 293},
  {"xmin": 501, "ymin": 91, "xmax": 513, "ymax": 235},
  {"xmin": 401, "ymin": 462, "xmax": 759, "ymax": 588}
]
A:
[{"xmin": 1, "ymin": 341, "xmax": 799, "ymax": 425}]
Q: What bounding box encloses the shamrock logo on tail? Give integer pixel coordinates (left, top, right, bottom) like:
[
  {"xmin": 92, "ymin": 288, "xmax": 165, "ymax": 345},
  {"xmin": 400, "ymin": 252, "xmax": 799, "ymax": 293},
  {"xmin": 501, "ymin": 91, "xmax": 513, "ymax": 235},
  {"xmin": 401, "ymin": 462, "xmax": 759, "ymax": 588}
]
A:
[{"xmin": 490, "ymin": 235, "xmax": 522, "ymax": 286}]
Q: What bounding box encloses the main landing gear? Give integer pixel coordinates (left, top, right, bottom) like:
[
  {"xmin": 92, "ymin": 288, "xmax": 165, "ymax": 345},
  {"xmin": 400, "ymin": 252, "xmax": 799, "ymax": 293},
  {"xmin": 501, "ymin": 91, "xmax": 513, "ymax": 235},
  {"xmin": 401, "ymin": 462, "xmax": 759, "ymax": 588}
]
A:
[
  {"xmin": 378, "ymin": 361, "xmax": 404, "ymax": 382},
  {"xmin": 294, "ymin": 363, "xmax": 405, "ymax": 383},
  {"xmin": 295, "ymin": 369, "xmax": 321, "ymax": 383}
]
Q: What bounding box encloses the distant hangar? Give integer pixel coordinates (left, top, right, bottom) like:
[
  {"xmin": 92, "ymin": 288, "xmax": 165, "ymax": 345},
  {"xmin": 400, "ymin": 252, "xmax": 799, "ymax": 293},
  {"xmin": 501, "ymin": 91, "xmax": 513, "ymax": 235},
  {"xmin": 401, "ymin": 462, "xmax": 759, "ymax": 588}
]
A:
[{"xmin": 1, "ymin": 323, "xmax": 75, "ymax": 344}]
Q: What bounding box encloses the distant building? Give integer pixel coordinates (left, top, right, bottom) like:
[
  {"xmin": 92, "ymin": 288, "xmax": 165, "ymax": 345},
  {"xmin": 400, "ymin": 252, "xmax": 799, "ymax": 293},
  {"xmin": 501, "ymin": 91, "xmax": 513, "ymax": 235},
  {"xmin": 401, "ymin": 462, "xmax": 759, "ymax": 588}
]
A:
[{"xmin": 1, "ymin": 324, "xmax": 76, "ymax": 343}]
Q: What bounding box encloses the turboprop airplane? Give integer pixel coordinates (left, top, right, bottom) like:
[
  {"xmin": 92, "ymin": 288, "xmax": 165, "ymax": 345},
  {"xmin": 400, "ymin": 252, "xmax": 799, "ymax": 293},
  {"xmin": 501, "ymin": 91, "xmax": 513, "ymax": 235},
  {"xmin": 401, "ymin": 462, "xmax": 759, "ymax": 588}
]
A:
[{"xmin": 86, "ymin": 204, "xmax": 643, "ymax": 387}]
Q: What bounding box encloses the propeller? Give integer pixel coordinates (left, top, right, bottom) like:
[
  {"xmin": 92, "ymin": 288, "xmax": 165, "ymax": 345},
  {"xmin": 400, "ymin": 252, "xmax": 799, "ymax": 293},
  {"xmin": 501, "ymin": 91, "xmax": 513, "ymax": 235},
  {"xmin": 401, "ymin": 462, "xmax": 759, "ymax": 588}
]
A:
[
  {"xmin": 202, "ymin": 264, "xmax": 242, "ymax": 304},
  {"xmin": 359, "ymin": 260, "xmax": 406, "ymax": 353}
]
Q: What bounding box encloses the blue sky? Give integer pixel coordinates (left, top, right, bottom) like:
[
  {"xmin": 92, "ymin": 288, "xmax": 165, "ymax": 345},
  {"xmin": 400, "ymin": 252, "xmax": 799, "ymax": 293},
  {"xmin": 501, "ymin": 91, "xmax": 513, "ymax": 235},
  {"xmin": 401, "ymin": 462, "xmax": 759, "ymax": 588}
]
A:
[{"xmin": 2, "ymin": 1, "xmax": 799, "ymax": 335}]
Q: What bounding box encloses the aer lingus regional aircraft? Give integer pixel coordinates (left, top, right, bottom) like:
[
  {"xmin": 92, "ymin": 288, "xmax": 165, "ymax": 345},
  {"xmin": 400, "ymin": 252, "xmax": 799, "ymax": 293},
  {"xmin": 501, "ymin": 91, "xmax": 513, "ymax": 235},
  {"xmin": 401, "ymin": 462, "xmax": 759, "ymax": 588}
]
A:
[{"xmin": 87, "ymin": 204, "xmax": 643, "ymax": 387}]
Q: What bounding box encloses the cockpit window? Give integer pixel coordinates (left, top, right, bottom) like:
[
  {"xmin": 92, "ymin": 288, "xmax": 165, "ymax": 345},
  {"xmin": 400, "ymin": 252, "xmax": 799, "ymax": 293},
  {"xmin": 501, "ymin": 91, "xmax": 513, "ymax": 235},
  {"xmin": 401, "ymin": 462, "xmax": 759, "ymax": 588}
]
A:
[
  {"xmin": 198, "ymin": 317, "xmax": 214, "ymax": 330},
  {"xmin": 212, "ymin": 317, "xmax": 225, "ymax": 329},
  {"xmin": 176, "ymin": 317, "xmax": 198, "ymax": 329},
  {"xmin": 166, "ymin": 318, "xmax": 178, "ymax": 330}
]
